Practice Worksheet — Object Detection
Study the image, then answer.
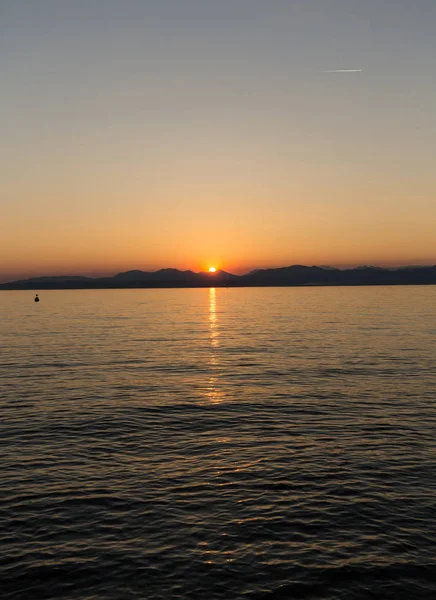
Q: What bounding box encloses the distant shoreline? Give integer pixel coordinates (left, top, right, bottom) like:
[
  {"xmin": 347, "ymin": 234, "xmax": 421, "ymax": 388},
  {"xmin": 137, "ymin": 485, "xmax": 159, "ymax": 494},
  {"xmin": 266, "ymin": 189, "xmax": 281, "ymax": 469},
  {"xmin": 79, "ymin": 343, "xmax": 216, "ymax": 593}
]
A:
[
  {"xmin": 1, "ymin": 264, "xmax": 436, "ymax": 290},
  {"xmin": 1, "ymin": 283, "xmax": 436, "ymax": 291}
]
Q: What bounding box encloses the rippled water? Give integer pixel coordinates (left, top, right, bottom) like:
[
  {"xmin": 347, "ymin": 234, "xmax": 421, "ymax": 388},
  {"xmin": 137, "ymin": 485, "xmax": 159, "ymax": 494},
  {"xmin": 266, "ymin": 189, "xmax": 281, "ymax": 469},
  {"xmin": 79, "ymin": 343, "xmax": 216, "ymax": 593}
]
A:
[{"xmin": 1, "ymin": 286, "xmax": 436, "ymax": 599}]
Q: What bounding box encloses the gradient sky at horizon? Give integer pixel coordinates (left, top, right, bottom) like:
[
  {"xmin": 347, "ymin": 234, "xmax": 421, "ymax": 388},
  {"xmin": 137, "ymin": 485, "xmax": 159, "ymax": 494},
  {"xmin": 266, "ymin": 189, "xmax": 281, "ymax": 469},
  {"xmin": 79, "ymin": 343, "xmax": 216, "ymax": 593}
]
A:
[{"xmin": 1, "ymin": 0, "xmax": 436, "ymax": 281}]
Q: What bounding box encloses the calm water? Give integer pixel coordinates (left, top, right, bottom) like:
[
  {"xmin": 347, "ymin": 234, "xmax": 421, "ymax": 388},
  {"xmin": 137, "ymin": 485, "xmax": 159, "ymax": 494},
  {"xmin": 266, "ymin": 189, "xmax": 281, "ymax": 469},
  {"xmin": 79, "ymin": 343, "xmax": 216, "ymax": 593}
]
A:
[{"xmin": 1, "ymin": 286, "xmax": 436, "ymax": 599}]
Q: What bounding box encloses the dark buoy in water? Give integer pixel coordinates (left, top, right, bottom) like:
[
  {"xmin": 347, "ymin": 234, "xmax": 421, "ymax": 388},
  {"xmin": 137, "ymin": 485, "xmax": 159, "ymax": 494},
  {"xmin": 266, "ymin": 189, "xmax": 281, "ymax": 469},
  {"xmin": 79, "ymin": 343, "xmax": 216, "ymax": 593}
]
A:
[{"xmin": 34, "ymin": 294, "xmax": 40, "ymax": 303}]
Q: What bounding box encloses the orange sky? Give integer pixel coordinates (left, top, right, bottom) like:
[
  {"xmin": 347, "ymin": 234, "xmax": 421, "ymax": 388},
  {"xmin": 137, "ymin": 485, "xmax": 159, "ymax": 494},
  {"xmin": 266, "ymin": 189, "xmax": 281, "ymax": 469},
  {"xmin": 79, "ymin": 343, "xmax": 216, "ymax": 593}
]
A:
[{"xmin": 1, "ymin": 1, "xmax": 436, "ymax": 282}]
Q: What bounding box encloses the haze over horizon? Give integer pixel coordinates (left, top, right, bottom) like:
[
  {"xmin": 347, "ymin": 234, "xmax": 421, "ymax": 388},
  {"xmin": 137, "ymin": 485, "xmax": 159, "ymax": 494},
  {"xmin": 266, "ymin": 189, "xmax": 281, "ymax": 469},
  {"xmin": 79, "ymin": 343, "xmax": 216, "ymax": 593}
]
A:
[
  {"xmin": 2, "ymin": 261, "xmax": 436, "ymax": 286},
  {"xmin": 2, "ymin": 0, "xmax": 436, "ymax": 281}
]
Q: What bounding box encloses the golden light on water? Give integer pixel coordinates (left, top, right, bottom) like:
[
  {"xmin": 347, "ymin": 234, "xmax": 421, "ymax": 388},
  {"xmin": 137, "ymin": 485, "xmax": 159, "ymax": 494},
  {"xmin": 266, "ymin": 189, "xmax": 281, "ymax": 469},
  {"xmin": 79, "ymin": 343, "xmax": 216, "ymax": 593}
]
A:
[{"xmin": 206, "ymin": 287, "xmax": 225, "ymax": 404}]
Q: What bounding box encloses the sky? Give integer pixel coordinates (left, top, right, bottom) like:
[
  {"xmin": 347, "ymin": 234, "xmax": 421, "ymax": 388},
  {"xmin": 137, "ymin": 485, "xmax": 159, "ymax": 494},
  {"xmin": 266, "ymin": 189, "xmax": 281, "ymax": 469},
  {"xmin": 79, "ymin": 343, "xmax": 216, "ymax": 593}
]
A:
[{"xmin": 1, "ymin": 0, "xmax": 436, "ymax": 281}]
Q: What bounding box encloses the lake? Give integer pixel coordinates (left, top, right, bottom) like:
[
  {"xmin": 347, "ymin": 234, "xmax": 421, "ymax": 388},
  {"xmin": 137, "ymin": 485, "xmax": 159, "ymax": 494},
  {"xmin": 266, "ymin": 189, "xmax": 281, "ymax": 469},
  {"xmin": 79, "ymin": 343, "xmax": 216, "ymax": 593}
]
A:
[{"xmin": 1, "ymin": 286, "xmax": 436, "ymax": 599}]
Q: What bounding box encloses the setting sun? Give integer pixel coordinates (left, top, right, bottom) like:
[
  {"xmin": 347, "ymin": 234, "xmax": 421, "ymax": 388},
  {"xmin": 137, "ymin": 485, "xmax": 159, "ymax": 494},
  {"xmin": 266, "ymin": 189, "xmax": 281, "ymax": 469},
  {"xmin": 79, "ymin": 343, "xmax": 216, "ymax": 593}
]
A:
[{"xmin": 208, "ymin": 267, "xmax": 217, "ymax": 273}]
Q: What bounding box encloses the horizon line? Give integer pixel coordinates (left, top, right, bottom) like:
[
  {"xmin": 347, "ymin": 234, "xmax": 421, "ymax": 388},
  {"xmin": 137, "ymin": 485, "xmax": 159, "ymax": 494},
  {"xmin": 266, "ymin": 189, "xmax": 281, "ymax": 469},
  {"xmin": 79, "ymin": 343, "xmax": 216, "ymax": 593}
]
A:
[{"xmin": 2, "ymin": 262, "xmax": 436, "ymax": 285}]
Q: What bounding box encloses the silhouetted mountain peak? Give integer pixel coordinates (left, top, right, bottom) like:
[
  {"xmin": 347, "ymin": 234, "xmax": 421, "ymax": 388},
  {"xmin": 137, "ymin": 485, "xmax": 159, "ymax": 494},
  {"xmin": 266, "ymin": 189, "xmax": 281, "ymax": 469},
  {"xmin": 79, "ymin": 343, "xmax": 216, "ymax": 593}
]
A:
[
  {"xmin": 1, "ymin": 264, "xmax": 436, "ymax": 289},
  {"xmin": 113, "ymin": 269, "xmax": 151, "ymax": 279},
  {"xmin": 354, "ymin": 265, "xmax": 384, "ymax": 271},
  {"xmin": 114, "ymin": 268, "xmax": 198, "ymax": 282},
  {"xmin": 316, "ymin": 265, "xmax": 340, "ymax": 271},
  {"xmin": 156, "ymin": 268, "xmax": 193, "ymax": 274}
]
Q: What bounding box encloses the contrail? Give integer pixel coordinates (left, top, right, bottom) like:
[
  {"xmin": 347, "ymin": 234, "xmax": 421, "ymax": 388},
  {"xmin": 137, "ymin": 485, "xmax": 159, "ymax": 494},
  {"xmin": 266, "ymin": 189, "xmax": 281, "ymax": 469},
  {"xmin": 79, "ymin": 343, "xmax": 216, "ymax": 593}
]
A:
[{"xmin": 322, "ymin": 69, "xmax": 363, "ymax": 73}]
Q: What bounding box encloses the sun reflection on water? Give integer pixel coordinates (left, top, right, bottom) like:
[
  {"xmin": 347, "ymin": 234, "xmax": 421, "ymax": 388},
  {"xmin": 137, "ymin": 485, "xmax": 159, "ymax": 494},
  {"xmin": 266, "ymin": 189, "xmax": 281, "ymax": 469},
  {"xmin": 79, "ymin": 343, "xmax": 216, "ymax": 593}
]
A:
[{"xmin": 206, "ymin": 288, "xmax": 225, "ymax": 403}]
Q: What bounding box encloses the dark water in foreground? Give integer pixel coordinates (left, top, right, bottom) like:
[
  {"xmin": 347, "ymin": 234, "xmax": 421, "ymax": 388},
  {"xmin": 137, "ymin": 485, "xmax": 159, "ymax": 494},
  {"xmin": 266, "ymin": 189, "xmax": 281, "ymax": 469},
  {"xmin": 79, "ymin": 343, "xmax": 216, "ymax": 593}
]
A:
[{"xmin": 1, "ymin": 287, "xmax": 436, "ymax": 599}]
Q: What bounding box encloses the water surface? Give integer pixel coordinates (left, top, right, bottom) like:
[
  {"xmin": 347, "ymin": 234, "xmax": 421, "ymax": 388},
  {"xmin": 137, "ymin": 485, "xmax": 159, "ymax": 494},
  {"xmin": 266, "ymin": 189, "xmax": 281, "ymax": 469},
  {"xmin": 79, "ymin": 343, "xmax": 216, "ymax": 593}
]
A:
[{"xmin": 1, "ymin": 287, "xmax": 436, "ymax": 599}]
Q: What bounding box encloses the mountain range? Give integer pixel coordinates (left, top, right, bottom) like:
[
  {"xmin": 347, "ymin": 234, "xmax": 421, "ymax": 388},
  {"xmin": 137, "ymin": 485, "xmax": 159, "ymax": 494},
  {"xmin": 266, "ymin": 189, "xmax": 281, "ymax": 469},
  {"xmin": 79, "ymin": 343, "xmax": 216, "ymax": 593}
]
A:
[{"xmin": 1, "ymin": 265, "xmax": 436, "ymax": 289}]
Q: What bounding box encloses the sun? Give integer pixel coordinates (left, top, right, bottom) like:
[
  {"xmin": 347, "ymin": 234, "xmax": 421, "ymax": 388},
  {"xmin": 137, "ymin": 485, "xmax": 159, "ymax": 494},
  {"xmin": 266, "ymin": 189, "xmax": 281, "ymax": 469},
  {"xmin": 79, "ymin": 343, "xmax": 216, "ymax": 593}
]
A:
[{"xmin": 208, "ymin": 267, "xmax": 217, "ymax": 273}]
